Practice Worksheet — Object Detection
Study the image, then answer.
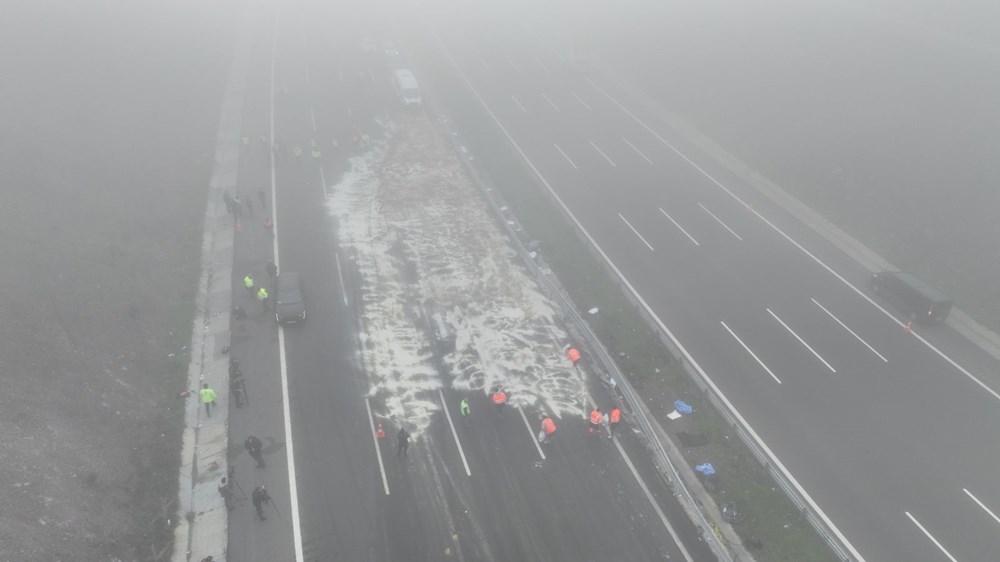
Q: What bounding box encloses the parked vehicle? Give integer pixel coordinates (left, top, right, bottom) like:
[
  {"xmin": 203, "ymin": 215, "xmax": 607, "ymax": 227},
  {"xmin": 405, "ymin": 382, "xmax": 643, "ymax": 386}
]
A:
[
  {"xmin": 869, "ymin": 271, "xmax": 952, "ymax": 323},
  {"xmin": 391, "ymin": 69, "xmax": 422, "ymax": 107},
  {"xmin": 275, "ymin": 272, "xmax": 306, "ymax": 324}
]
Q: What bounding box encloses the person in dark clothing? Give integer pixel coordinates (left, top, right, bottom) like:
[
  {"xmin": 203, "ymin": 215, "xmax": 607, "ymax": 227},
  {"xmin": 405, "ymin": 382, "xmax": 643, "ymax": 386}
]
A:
[
  {"xmin": 218, "ymin": 477, "xmax": 234, "ymax": 511},
  {"xmin": 251, "ymin": 484, "xmax": 272, "ymax": 520},
  {"xmin": 245, "ymin": 435, "xmax": 265, "ymax": 468},
  {"xmin": 257, "ymin": 190, "xmax": 267, "ymax": 209},
  {"xmin": 222, "ymin": 192, "xmax": 235, "ymax": 216},
  {"xmin": 265, "ymin": 260, "xmax": 278, "ymax": 284},
  {"xmin": 396, "ymin": 428, "xmax": 410, "ymax": 458},
  {"xmin": 244, "ymin": 197, "xmax": 254, "ymax": 217},
  {"xmin": 230, "ymin": 369, "xmax": 246, "ymax": 408}
]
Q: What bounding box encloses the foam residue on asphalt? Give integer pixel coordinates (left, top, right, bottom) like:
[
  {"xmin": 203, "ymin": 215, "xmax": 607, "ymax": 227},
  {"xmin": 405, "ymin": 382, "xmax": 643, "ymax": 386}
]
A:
[{"xmin": 328, "ymin": 113, "xmax": 585, "ymax": 433}]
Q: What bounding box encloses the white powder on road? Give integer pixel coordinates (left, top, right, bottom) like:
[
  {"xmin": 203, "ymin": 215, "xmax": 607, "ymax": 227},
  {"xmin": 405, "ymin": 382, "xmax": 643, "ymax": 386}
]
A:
[{"xmin": 327, "ymin": 113, "xmax": 586, "ymax": 433}]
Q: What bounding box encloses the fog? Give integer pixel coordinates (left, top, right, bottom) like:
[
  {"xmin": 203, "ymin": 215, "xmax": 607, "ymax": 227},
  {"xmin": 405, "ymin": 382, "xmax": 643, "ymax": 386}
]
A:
[
  {"xmin": 2, "ymin": 0, "xmax": 999, "ymax": 559},
  {"xmin": 485, "ymin": 0, "xmax": 1000, "ymax": 323}
]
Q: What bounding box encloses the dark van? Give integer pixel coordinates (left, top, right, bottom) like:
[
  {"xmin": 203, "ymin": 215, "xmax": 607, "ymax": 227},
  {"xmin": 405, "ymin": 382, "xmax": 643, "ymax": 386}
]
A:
[
  {"xmin": 275, "ymin": 272, "xmax": 306, "ymax": 324},
  {"xmin": 869, "ymin": 271, "xmax": 952, "ymax": 324}
]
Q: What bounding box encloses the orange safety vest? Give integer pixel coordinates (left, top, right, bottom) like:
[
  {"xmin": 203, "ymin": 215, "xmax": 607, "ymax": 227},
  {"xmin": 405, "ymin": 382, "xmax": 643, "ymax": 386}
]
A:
[
  {"xmin": 567, "ymin": 347, "xmax": 581, "ymax": 363},
  {"xmin": 590, "ymin": 410, "xmax": 603, "ymax": 425},
  {"xmin": 542, "ymin": 418, "xmax": 557, "ymax": 434},
  {"xmin": 492, "ymin": 391, "xmax": 507, "ymax": 405},
  {"xmin": 610, "ymin": 408, "xmax": 621, "ymax": 424}
]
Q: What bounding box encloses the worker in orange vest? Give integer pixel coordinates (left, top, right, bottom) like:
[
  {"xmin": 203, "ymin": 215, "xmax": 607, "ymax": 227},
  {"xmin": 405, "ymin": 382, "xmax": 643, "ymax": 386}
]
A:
[
  {"xmin": 588, "ymin": 408, "xmax": 603, "ymax": 435},
  {"xmin": 566, "ymin": 347, "xmax": 581, "ymax": 365},
  {"xmin": 539, "ymin": 414, "xmax": 558, "ymax": 444},
  {"xmin": 491, "ymin": 385, "xmax": 508, "ymax": 415},
  {"xmin": 608, "ymin": 407, "xmax": 622, "ymax": 438}
]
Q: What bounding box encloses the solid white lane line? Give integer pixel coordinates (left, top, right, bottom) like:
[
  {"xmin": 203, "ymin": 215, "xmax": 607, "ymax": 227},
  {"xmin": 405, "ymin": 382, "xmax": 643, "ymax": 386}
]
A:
[
  {"xmin": 334, "ymin": 252, "xmax": 348, "ymax": 307},
  {"xmin": 618, "ymin": 213, "xmax": 655, "ymax": 251},
  {"xmin": 511, "ymin": 95, "xmax": 528, "ymax": 114},
  {"xmin": 589, "ymin": 140, "xmax": 617, "ymax": 167},
  {"xmin": 269, "ymin": 16, "xmax": 305, "ymax": 560},
  {"xmin": 658, "ymin": 208, "xmax": 700, "ymax": 246},
  {"xmin": 581, "ymin": 386, "xmax": 693, "ymax": 560},
  {"xmin": 437, "ymin": 38, "xmax": 854, "ymax": 560},
  {"xmin": 553, "ymin": 143, "xmax": 578, "ymax": 169},
  {"xmin": 622, "ymin": 137, "xmax": 654, "ymax": 165},
  {"xmin": 541, "ymin": 93, "xmax": 560, "ymax": 112},
  {"xmin": 811, "ymin": 298, "xmax": 887, "ymax": 362},
  {"xmin": 572, "ymin": 92, "xmax": 592, "ymax": 111},
  {"xmin": 767, "ymin": 308, "xmax": 837, "ymax": 373},
  {"xmin": 534, "ymin": 56, "xmax": 550, "ymax": 73},
  {"xmin": 698, "ymin": 202, "xmax": 743, "ymax": 241},
  {"xmin": 964, "ymin": 488, "xmax": 1000, "ymax": 527},
  {"xmin": 438, "ymin": 390, "xmax": 472, "ymax": 475},
  {"xmin": 365, "ymin": 398, "xmax": 391, "ymax": 495},
  {"xmin": 612, "ymin": 436, "xmax": 695, "ymax": 562},
  {"xmin": 905, "ymin": 512, "xmax": 957, "ymax": 562},
  {"xmin": 310, "ymin": 108, "xmax": 317, "ymax": 132},
  {"xmin": 721, "ymin": 321, "xmax": 782, "ymax": 384},
  {"xmin": 508, "ymin": 58, "xmax": 522, "ymax": 73},
  {"xmin": 517, "ymin": 405, "xmax": 546, "ymax": 460},
  {"xmin": 587, "ymin": 76, "xmax": 1000, "ymax": 405}
]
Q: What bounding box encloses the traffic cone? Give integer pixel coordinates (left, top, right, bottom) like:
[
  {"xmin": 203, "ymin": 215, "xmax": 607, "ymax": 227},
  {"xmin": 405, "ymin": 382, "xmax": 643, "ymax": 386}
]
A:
[
  {"xmin": 375, "ymin": 423, "xmax": 385, "ymax": 439},
  {"xmin": 903, "ymin": 321, "xmax": 912, "ymax": 334}
]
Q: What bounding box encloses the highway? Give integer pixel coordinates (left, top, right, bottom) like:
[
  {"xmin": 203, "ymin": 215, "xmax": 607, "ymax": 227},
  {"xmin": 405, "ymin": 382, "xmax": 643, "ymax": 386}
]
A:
[
  {"xmin": 223, "ymin": 1, "xmax": 715, "ymax": 561},
  {"xmin": 387, "ymin": 2, "xmax": 1000, "ymax": 561}
]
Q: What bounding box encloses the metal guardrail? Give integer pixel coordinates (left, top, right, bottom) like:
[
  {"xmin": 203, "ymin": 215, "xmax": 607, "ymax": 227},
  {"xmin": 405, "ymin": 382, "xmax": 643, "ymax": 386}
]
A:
[
  {"xmin": 418, "ymin": 44, "xmax": 855, "ymax": 558},
  {"xmin": 438, "ymin": 118, "xmax": 855, "ymax": 561},
  {"xmin": 434, "ymin": 117, "xmax": 734, "ymax": 561},
  {"xmin": 472, "ymin": 141, "xmax": 854, "ymax": 561},
  {"xmin": 559, "ymin": 57, "xmax": 857, "ymax": 561}
]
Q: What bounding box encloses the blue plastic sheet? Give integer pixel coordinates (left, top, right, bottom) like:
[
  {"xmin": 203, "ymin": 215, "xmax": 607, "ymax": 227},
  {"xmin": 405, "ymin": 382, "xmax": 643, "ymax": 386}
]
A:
[
  {"xmin": 695, "ymin": 463, "xmax": 716, "ymax": 476},
  {"xmin": 674, "ymin": 400, "xmax": 693, "ymax": 414}
]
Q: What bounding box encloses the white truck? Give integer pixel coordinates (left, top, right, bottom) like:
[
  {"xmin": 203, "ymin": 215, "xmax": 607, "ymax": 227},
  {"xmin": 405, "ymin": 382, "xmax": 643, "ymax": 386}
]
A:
[{"xmin": 391, "ymin": 69, "xmax": 422, "ymax": 107}]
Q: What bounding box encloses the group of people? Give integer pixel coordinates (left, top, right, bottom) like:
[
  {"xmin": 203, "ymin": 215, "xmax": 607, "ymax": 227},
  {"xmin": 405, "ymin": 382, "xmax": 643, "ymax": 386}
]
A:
[
  {"xmin": 215, "ymin": 434, "xmax": 272, "ymax": 520},
  {"xmin": 217, "ymin": 472, "xmax": 272, "ymax": 521},
  {"xmin": 222, "ymin": 190, "xmax": 267, "ymax": 220},
  {"xmin": 589, "ymin": 406, "xmax": 623, "ymax": 439},
  {"xmin": 278, "ymin": 128, "xmax": 372, "ymax": 164},
  {"xmin": 456, "ymin": 387, "xmax": 625, "ymax": 446},
  {"xmin": 242, "ymin": 260, "xmax": 278, "ymax": 313}
]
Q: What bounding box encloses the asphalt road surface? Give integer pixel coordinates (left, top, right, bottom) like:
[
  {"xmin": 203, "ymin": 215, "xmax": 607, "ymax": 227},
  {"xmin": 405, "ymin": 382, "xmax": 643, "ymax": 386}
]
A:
[
  {"xmin": 390, "ymin": 2, "xmax": 1000, "ymax": 561},
  {"xmin": 224, "ymin": 1, "xmax": 715, "ymax": 561}
]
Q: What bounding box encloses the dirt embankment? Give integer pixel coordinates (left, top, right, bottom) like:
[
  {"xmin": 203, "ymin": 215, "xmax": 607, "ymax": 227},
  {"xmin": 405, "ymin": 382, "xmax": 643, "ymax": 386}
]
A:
[{"xmin": 0, "ymin": 2, "xmax": 237, "ymax": 559}]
